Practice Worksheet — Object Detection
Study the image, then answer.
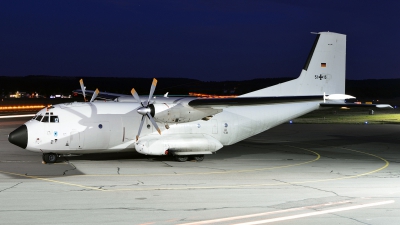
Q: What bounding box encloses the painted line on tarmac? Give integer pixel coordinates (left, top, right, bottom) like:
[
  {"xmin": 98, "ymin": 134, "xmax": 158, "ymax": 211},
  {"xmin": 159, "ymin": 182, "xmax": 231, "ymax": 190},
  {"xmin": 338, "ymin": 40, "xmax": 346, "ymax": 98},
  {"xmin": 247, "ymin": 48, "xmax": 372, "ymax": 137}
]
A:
[
  {"xmin": 0, "ymin": 145, "xmax": 389, "ymax": 192},
  {"xmin": 232, "ymin": 200, "xmax": 394, "ymax": 225},
  {"xmin": 0, "ymin": 170, "xmax": 105, "ymax": 191},
  {"xmin": 178, "ymin": 200, "xmax": 352, "ymax": 225},
  {"xmin": 0, "ymin": 144, "xmax": 320, "ymax": 191},
  {"xmin": 102, "ymin": 145, "xmax": 389, "ymax": 191},
  {"xmin": 66, "ymin": 146, "xmax": 321, "ymax": 177},
  {"xmin": 34, "ymin": 145, "xmax": 387, "ymax": 192}
]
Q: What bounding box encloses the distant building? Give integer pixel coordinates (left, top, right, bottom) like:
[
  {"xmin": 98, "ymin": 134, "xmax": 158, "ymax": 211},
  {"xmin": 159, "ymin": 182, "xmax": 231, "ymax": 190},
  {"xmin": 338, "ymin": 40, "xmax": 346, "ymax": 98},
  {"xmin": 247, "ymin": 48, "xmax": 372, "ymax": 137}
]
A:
[{"xmin": 8, "ymin": 91, "xmax": 44, "ymax": 98}]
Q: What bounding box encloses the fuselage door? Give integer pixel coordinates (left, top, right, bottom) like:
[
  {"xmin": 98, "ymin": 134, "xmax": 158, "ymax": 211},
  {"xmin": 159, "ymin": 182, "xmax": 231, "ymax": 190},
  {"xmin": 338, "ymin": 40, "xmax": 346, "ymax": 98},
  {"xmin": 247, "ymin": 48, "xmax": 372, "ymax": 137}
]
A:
[{"xmin": 69, "ymin": 130, "xmax": 84, "ymax": 149}]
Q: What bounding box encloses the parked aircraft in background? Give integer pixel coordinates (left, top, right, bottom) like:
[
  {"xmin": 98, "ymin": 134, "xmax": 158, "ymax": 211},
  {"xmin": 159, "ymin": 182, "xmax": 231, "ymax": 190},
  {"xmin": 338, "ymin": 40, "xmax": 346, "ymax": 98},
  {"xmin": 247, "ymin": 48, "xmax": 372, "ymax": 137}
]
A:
[{"xmin": 8, "ymin": 32, "xmax": 391, "ymax": 163}]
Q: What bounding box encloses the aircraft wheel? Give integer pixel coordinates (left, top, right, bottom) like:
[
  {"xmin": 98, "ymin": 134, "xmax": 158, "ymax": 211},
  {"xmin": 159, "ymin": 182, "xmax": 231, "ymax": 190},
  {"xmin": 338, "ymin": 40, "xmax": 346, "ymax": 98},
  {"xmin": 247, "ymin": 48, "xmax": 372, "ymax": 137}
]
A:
[
  {"xmin": 192, "ymin": 155, "xmax": 205, "ymax": 162},
  {"xmin": 174, "ymin": 155, "xmax": 188, "ymax": 162},
  {"xmin": 43, "ymin": 153, "xmax": 58, "ymax": 164}
]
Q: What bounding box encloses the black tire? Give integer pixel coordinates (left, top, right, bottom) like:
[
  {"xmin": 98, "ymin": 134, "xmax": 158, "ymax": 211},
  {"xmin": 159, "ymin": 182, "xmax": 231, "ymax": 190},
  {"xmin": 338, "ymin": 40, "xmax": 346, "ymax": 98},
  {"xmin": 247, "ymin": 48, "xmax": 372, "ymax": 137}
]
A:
[
  {"xmin": 43, "ymin": 153, "xmax": 57, "ymax": 163},
  {"xmin": 193, "ymin": 155, "xmax": 205, "ymax": 162},
  {"xmin": 174, "ymin": 155, "xmax": 188, "ymax": 162}
]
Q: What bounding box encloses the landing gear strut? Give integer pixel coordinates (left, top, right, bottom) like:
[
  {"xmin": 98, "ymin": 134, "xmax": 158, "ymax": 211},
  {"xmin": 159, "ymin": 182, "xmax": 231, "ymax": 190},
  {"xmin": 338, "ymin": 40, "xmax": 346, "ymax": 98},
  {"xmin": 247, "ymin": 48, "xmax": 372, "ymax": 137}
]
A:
[{"xmin": 42, "ymin": 153, "xmax": 58, "ymax": 164}]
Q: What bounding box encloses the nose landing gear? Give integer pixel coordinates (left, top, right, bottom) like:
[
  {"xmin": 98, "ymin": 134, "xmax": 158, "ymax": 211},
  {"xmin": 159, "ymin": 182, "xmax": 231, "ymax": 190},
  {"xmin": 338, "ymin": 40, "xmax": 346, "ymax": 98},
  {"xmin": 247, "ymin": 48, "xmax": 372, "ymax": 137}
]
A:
[{"xmin": 42, "ymin": 153, "xmax": 58, "ymax": 164}]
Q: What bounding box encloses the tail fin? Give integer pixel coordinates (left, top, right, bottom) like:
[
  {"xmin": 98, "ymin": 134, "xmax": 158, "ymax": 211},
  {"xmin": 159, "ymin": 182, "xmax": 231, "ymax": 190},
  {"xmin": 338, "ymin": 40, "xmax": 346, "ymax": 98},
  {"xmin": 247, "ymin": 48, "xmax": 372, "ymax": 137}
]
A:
[{"xmin": 241, "ymin": 32, "xmax": 346, "ymax": 97}]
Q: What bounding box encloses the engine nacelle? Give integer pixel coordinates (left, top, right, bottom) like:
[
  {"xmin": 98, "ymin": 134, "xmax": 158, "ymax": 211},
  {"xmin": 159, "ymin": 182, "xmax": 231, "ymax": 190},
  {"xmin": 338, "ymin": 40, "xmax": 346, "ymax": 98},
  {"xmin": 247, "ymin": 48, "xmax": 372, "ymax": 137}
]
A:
[
  {"xmin": 135, "ymin": 134, "xmax": 223, "ymax": 156},
  {"xmin": 115, "ymin": 97, "xmax": 222, "ymax": 124}
]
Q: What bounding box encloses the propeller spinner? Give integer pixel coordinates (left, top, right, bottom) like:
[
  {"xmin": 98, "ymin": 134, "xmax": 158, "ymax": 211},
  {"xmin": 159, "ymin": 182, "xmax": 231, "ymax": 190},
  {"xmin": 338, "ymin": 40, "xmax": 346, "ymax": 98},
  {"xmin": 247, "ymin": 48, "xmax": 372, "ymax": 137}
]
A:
[{"xmin": 131, "ymin": 78, "xmax": 161, "ymax": 141}]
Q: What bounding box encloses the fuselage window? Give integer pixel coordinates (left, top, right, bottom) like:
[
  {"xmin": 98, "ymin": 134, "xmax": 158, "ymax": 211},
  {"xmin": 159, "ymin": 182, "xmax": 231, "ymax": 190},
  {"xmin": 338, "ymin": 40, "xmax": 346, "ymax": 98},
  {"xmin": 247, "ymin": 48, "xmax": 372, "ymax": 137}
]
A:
[
  {"xmin": 36, "ymin": 115, "xmax": 43, "ymax": 121},
  {"xmin": 50, "ymin": 116, "xmax": 59, "ymax": 123},
  {"xmin": 41, "ymin": 115, "xmax": 49, "ymax": 123}
]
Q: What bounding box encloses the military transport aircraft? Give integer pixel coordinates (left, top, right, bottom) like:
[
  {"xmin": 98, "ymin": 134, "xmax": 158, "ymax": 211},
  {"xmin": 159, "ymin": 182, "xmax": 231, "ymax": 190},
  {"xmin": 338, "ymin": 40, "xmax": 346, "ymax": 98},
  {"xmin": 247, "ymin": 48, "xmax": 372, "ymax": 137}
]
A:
[{"xmin": 8, "ymin": 32, "xmax": 392, "ymax": 163}]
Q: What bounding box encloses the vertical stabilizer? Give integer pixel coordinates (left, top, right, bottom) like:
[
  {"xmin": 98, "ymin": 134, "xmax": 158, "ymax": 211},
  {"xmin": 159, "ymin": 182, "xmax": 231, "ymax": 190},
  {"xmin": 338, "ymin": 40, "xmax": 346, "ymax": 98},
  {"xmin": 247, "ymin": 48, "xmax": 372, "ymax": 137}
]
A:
[{"xmin": 241, "ymin": 32, "xmax": 346, "ymax": 97}]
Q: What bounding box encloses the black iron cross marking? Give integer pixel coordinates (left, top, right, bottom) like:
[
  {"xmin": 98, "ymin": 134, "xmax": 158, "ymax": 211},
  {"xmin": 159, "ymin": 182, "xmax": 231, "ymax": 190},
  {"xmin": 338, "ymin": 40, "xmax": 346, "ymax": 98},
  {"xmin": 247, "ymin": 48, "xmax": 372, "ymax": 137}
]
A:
[{"xmin": 315, "ymin": 74, "xmax": 327, "ymax": 80}]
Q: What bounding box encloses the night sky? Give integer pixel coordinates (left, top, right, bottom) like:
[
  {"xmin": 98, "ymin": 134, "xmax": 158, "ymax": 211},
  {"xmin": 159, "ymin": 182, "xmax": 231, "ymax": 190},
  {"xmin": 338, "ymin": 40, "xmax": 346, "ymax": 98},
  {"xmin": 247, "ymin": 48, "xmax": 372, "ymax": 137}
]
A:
[{"xmin": 1, "ymin": 0, "xmax": 399, "ymax": 81}]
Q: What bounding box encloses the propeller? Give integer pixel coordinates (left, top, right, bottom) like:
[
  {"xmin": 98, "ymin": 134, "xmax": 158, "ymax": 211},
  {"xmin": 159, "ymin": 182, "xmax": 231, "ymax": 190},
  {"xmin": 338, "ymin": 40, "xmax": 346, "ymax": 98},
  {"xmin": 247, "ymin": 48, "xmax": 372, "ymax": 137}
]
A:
[
  {"xmin": 131, "ymin": 78, "xmax": 161, "ymax": 141},
  {"xmin": 79, "ymin": 79, "xmax": 100, "ymax": 102}
]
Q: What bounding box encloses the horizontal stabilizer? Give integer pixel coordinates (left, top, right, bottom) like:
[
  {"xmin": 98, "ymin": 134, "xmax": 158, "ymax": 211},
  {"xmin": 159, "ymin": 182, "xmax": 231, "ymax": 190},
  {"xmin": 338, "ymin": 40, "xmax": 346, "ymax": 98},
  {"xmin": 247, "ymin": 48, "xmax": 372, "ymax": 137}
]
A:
[
  {"xmin": 325, "ymin": 94, "xmax": 355, "ymax": 100},
  {"xmin": 320, "ymin": 103, "xmax": 393, "ymax": 108}
]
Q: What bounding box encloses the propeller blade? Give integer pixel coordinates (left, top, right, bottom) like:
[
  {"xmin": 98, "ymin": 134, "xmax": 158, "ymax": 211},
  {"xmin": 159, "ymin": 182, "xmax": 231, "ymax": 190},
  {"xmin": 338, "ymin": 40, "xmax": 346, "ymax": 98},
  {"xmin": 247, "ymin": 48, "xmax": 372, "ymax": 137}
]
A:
[
  {"xmin": 146, "ymin": 112, "xmax": 161, "ymax": 135},
  {"xmin": 147, "ymin": 78, "xmax": 157, "ymax": 105},
  {"xmin": 79, "ymin": 79, "xmax": 87, "ymax": 102},
  {"xmin": 136, "ymin": 115, "xmax": 145, "ymax": 141},
  {"xmin": 90, "ymin": 88, "xmax": 99, "ymax": 102},
  {"xmin": 131, "ymin": 88, "xmax": 141, "ymax": 103}
]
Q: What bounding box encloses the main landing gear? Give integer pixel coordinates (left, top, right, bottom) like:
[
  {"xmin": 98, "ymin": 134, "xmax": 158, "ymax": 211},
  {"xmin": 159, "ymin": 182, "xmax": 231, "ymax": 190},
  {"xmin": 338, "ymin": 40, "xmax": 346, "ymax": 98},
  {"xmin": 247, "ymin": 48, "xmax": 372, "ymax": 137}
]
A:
[
  {"xmin": 42, "ymin": 153, "xmax": 58, "ymax": 164},
  {"xmin": 173, "ymin": 155, "xmax": 205, "ymax": 162},
  {"xmin": 192, "ymin": 155, "xmax": 205, "ymax": 162}
]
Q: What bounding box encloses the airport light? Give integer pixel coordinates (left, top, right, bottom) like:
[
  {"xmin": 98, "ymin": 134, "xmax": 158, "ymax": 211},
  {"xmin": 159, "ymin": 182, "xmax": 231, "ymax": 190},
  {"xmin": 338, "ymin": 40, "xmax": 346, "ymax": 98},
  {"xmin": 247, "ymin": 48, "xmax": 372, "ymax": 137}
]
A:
[{"xmin": 0, "ymin": 105, "xmax": 49, "ymax": 111}]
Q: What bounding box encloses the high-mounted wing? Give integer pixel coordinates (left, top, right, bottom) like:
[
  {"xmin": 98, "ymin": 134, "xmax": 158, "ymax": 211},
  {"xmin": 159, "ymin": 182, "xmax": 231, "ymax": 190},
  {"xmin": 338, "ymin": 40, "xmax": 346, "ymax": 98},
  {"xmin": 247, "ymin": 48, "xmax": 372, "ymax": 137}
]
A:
[
  {"xmin": 73, "ymin": 78, "xmax": 393, "ymax": 126},
  {"xmin": 188, "ymin": 95, "xmax": 392, "ymax": 109},
  {"xmin": 73, "ymin": 89, "xmax": 130, "ymax": 101},
  {"xmin": 188, "ymin": 95, "xmax": 323, "ymax": 108}
]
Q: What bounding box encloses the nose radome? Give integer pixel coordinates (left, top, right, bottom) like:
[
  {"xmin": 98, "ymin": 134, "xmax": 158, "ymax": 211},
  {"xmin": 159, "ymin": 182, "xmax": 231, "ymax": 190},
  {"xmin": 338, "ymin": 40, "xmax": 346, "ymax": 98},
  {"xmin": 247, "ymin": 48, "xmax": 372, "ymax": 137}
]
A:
[{"xmin": 8, "ymin": 125, "xmax": 28, "ymax": 149}]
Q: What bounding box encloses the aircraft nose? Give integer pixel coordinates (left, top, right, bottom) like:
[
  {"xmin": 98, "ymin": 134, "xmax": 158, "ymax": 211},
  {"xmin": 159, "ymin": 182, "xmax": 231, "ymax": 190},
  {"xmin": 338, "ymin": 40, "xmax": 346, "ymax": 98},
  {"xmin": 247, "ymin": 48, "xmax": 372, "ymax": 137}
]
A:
[{"xmin": 8, "ymin": 125, "xmax": 28, "ymax": 149}]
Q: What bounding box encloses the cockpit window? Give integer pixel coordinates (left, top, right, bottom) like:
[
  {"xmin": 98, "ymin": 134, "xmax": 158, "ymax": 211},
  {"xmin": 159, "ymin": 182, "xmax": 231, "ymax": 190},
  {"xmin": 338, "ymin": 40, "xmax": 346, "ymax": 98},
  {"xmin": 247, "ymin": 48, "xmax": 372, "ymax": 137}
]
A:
[
  {"xmin": 35, "ymin": 113, "xmax": 58, "ymax": 123},
  {"xmin": 50, "ymin": 116, "xmax": 59, "ymax": 123},
  {"xmin": 41, "ymin": 115, "xmax": 49, "ymax": 122}
]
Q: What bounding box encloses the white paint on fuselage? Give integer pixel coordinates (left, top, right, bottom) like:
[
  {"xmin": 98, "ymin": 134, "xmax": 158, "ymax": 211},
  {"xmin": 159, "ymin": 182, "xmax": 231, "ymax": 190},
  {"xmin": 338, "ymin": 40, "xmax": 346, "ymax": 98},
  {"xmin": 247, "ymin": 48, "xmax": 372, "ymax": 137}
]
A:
[{"xmin": 24, "ymin": 100, "xmax": 320, "ymax": 154}]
